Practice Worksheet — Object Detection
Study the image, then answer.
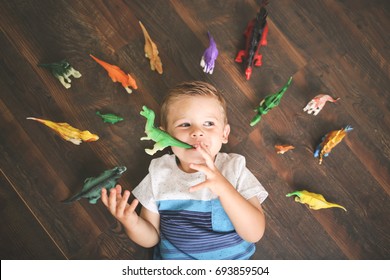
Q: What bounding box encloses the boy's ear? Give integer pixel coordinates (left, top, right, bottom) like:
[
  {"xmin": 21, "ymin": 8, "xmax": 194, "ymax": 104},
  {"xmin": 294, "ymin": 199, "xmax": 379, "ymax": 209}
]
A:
[
  {"xmin": 159, "ymin": 126, "xmax": 165, "ymax": 131},
  {"xmin": 222, "ymin": 124, "xmax": 230, "ymax": 144}
]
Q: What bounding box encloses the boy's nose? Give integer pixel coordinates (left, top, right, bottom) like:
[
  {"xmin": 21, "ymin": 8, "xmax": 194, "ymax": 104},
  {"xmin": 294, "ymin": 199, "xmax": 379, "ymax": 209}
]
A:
[{"xmin": 191, "ymin": 127, "xmax": 204, "ymax": 138}]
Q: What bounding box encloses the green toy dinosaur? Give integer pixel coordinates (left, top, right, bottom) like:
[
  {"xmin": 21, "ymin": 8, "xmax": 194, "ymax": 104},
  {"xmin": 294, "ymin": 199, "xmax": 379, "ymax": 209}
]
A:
[
  {"xmin": 250, "ymin": 76, "xmax": 293, "ymax": 126},
  {"xmin": 96, "ymin": 111, "xmax": 124, "ymax": 124},
  {"xmin": 140, "ymin": 105, "xmax": 193, "ymax": 155},
  {"xmin": 38, "ymin": 60, "xmax": 81, "ymax": 89},
  {"xmin": 62, "ymin": 166, "xmax": 126, "ymax": 204}
]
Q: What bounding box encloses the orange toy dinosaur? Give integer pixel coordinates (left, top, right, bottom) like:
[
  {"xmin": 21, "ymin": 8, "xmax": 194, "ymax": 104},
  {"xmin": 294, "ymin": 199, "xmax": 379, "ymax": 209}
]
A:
[
  {"xmin": 90, "ymin": 54, "xmax": 137, "ymax": 94},
  {"xmin": 139, "ymin": 21, "xmax": 163, "ymax": 74},
  {"xmin": 275, "ymin": 144, "xmax": 295, "ymax": 154}
]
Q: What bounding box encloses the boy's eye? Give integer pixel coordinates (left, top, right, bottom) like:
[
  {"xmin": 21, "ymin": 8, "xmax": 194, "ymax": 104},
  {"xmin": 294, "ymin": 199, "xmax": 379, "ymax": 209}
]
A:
[
  {"xmin": 178, "ymin": 123, "xmax": 190, "ymax": 127},
  {"xmin": 204, "ymin": 121, "xmax": 214, "ymax": 127}
]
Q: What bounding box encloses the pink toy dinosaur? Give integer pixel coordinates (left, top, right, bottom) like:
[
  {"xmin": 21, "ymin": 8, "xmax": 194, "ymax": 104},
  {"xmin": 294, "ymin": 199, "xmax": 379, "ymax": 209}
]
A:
[
  {"xmin": 90, "ymin": 54, "xmax": 138, "ymax": 94},
  {"xmin": 303, "ymin": 94, "xmax": 340, "ymax": 116}
]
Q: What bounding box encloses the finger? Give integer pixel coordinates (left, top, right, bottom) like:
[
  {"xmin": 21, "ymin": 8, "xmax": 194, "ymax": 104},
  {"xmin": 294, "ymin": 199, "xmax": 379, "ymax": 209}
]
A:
[
  {"xmin": 117, "ymin": 190, "xmax": 131, "ymax": 214},
  {"xmin": 189, "ymin": 182, "xmax": 206, "ymax": 193},
  {"xmin": 101, "ymin": 188, "xmax": 108, "ymax": 206},
  {"xmin": 189, "ymin": 163, "xmax": 211, "ymax": 176},
  {"xmin": 108, "ymin": 188, "xmax": 118, "ymax": 213},
  {"xmin": 125, "ymin": 199, "xmax": 139, "ymax": 215},
  {"xmin": 195, "ymin": 144, "xmax": 214, "ymax": 168}
]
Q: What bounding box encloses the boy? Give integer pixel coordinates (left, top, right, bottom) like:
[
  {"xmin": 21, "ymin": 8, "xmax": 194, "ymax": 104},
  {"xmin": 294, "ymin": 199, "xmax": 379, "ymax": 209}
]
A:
[{"xmin": 101, "ymin": 81, "xmax": 268, "ymax": 259}]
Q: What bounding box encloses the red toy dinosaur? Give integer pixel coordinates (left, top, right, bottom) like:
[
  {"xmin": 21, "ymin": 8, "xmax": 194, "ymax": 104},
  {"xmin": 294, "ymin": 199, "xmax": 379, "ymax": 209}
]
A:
[
  {"xmin": 90, "ymin": 54, "xmax": 138, "ymax": 94},
  {"xmin": 235, "ymin": 2, "xmax": 268, "ymax": 80}
]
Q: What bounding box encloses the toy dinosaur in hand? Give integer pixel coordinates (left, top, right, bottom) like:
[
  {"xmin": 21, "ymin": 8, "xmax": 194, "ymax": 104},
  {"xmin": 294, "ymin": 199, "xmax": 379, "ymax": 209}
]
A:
[
  {"xmin": 139, "ymin": 21, "xmax": 163, "ymax": 74},
  {"xmin": 235, "ymin": 1, "xmax": 268, "ymax": 80},
  {"xmin": 200, "ymin": 31, "xmax": 218, "ymax": 74},
  {"xmin": 250, "ymin": 76, "xmax": 293, "ymax": 126},
  {"xmin": 303, "ymin": 94, "xmax": 340, "ymax": 116},
  {"xmin": 314, "ymin": 125, "xmax": 353, "ymax": 164},
  {"xmin": 38, "ymin": 60, "xmax": 81, "ymax": 89},
  {"xmin": 140, "ymin": 106, "xmax": 192, "ymax": 155},
  {"xmin": 27, "ymin": 117, "xmax": 99, "ymax": 145},
  {"xmin": 62, "ymin": 166, "xmax": 127, "ymax": 204},
  {"xmin": 96, "ymin": 111, "xmax": 124, "ymax": 124},
  {"xmin": 286, "ymin": 190, "xmax": 346, "ymax": 211},
  {"xmin": 90, "ymin": 54, "xmax": 138, "ymax": 94}
]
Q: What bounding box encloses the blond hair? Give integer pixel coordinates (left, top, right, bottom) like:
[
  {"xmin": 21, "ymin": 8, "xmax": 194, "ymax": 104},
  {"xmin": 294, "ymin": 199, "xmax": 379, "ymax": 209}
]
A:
[{"xmin": 160, "ymin": 81, "xmax": 228, "ymax": 129}]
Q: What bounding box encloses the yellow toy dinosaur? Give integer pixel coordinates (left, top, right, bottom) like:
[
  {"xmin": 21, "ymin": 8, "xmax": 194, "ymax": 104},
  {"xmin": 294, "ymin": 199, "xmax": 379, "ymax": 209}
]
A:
[
  {"xmin": 286, "ymin": 190, "xmax": 346, "ymax": 211},
  {"xmin": 27, "ymin": 117, "xmax": 99, "ymax": 145},
  {"xmin": 139, "ymin": 21, "xmax": 163, "ymax": 74}
]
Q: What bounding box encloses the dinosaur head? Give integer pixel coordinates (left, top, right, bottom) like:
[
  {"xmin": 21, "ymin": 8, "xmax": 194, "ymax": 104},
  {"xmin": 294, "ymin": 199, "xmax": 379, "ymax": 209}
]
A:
[
  {"xmin": 80, "ymin": 131, "xmax": 99, "ymax": 142},
  {"xmin": 114, "ymin": 166, "xmax": 127, "ymax": 175}
]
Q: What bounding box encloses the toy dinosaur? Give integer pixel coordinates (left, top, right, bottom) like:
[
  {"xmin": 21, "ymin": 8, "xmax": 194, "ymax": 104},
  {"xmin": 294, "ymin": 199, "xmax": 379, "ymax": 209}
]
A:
[
  {"xmin": 200, "ymin": 31, "xmax": 218, "ymax": 74},
  {"xmin": 62, "ymin": 166, "xmax": 127, "ymax": 204},
  {"xmin": 90, "ymin": 54, "xmax": 137, "ymax": 94},
  {"xmin": 314, "ymin": 125, "xmax": 353, "ymax": 164},
  {"xmin": 250, "ymin": 76, "xmax": 293, "ymax": 126},
  {"xmin": 275, "ymin": 144, "xmax": 295, "ymax": 154},
  {"xmin": 27, "ymin": 117, "xmax": 99, "ymax": 145},
  {"xmin": 96, "ymin": 111, "xmax": 124, "ymax": 124},
  {"xmin": 235, "ymin": 2, "xmax": 268, "ymax": 80},
  {"xmin": 286, "ymin": 190, "xmax": 346, "ymax": 211},
  {"xmin": 139, "ymin": 21, "xmax": 163, "ymax": 74},
  {"xmin": 38, "ymin": 60, "xmax": 81, "ymax": 89},
  {"xmin": 140, "ymin": 106, "xmax": 192, "ymax": 155},
  {"xmin": 303, "ymin": 94, "xmax": 340, "ymax": 116}
]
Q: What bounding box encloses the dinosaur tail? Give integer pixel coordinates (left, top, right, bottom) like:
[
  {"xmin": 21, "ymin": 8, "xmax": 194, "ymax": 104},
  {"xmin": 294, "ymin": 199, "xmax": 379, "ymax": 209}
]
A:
[
  {"xmin": 90, "ymin": 54, "xmax": 112, "ymax": 71},
  {"xmin": 61, "ymin": 194, "xmax": 80, "ymax": 204},
  {"xmin": 27, "ymin": 117, "xmax": 46, "ymax": 124}
]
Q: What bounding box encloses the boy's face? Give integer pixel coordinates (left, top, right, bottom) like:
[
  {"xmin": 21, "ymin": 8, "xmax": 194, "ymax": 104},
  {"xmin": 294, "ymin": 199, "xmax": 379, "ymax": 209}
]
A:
[{"xmin": 165, "ymin": 95, "xmax": 230, "ymax": 172}]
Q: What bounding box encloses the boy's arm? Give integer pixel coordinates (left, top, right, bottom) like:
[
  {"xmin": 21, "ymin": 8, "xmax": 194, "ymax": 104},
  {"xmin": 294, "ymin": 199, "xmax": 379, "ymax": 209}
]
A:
[
  {"xmin": 189, "ymin": 144, "xmax": 266, "ymax": 243},
  {"xmin": 101, "ymin": 185, "xmax": 160, "ymax": 248}
]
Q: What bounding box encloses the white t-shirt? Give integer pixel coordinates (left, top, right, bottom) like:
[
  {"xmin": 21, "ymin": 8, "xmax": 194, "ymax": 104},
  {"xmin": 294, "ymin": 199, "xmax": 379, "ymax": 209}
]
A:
[{"xmin": 132, "ymin": 152, "xmax": 268, "ymax": 259}]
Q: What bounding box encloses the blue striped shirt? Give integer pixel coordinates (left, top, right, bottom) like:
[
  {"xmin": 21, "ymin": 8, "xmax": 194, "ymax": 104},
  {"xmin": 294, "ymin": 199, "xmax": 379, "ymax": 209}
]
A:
[{"xmin": 132, "ymin": 153, "xmax": 268, "ymax": 260}]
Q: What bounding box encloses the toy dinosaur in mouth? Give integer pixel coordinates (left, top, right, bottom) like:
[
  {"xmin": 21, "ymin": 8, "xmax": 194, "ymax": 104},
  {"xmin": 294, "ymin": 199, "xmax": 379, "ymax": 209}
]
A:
[
  {"xmin": 140, "ymin": 106, "xmax": 192, "ymax": 155},
  {"xmin": 62, "ymin": 166, "xmax": 127, "ymax": 204}
]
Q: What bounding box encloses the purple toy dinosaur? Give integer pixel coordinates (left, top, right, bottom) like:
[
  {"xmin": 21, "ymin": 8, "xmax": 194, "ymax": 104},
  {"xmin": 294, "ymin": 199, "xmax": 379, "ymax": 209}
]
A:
[{"xmin": 200, "ymin": 32, "xmax": 218, "ymax": 74}]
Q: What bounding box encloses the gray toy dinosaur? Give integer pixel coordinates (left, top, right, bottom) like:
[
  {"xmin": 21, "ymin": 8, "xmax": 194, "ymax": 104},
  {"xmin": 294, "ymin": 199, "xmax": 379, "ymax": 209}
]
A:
[
  {"xmin": 38, "ymin": 60, "xmax": 81, "ymax": 89},
  {"xmin": 140, "ymin": 105, "xmax": 193, "ymax": 155},
  {"xmin": 62, "ymin": 166, "xmax": 127, "ymax": 204}
]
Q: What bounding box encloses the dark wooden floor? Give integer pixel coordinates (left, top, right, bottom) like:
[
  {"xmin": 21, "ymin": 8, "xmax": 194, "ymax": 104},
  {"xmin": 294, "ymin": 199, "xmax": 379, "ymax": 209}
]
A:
[{"xmin": 1, "ymin": 0, "xmax": 389, "ymax": 260}]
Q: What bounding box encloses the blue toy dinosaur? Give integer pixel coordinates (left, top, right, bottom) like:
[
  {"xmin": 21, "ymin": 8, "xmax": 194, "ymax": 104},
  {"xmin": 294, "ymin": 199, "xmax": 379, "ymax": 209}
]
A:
[{"xmin": 62, "ymin": 166, "xmax": 127, "ymax": 204}]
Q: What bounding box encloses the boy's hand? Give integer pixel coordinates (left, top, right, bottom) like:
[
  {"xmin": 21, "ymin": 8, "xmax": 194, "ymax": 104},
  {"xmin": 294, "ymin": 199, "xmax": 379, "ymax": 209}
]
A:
[
  {"xmin": 189, "ymin": 142, "xmax": 233, "ymax": 196},
  {"xmin": 101, "ymin": 184, "xmax": 139, "ymax": 227}
]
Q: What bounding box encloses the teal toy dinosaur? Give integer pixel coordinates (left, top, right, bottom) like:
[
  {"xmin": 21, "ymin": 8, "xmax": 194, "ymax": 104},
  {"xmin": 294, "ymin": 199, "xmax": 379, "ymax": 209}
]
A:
[
  {"xmin": 38, "ymin": 60, "xmax": 81, "ymax": 89},
  {"xmin": 62, "ymin": 166, "xmax": 127, "ymax": 204},
  {"xmin": 250, "ymin": 76, "xmax": 293, "ymax": 126},
  {"xmin": 96, "ymin": 111, "xmax": 124, "ymax": 124},
  {"xmin": 140, "ymin": 105, "xmax": 193, "ymax": 155}
]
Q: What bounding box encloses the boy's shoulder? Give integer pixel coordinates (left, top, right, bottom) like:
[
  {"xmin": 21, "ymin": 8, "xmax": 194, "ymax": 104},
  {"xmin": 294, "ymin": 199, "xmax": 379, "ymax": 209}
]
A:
[{"xmin": 149, "ymin": 153, "xmax": 176, "ymax": 170}]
